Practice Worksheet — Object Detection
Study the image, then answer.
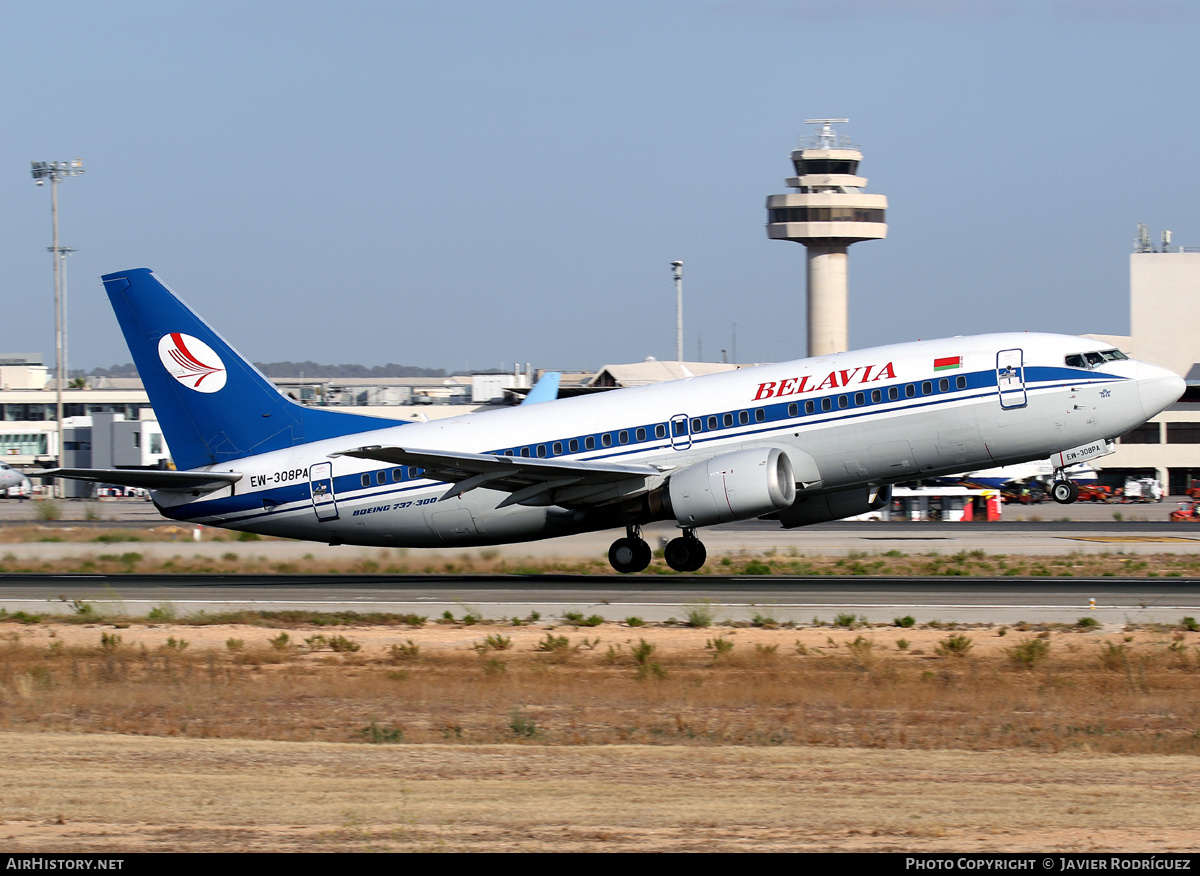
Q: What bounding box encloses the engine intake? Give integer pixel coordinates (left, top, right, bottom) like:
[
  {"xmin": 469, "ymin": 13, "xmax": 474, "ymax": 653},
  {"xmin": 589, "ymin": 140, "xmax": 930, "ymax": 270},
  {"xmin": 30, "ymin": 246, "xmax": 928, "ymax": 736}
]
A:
[{"xmin": 666, "ymin": 447, "xmax": 796, "ymax": 527}]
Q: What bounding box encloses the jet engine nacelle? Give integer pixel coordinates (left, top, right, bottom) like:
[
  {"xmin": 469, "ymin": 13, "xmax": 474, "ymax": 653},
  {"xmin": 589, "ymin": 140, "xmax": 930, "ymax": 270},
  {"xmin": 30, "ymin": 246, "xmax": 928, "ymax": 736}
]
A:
[
  {"xmin": 771, "ymin": 484, "xmax": 893, "ymax": 529},
  {"xmin": 666, "ymin": 447, "xmax": 796, "ymax": 527}
]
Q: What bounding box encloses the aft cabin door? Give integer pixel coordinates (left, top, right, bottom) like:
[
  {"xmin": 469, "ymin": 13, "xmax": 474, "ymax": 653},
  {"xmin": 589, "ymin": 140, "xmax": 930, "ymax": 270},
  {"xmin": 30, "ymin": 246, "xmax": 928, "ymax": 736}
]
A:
[
  {"xmin": 996, "ymin": 348, "xmax": 1027, "ymax": 410},
  {"xmin": 309, "ymin": 462, "xmax": 339, "ymax": 521}
]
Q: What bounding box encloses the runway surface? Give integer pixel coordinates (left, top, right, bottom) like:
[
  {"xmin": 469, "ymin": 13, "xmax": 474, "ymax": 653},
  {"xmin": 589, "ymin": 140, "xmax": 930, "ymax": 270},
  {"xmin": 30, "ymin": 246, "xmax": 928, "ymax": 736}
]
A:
[{"xmin": 3, "ymin": 572, "xmax": 1197, "ymax": 625}]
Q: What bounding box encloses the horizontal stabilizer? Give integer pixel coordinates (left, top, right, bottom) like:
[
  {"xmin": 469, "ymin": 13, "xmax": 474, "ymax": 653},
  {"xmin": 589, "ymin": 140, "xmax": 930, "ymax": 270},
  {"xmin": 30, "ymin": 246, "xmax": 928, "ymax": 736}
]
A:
[{"xmin": 39, "ymin": 468, "xmax": 242, "ymax": 494}]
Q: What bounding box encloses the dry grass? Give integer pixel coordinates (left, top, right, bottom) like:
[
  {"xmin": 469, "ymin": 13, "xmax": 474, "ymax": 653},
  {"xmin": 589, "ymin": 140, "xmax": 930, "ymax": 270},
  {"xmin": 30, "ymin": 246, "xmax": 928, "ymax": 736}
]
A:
[
  {"xmin": 1, "ymin": 620, "xmax": 1197, "ymax": 754},
  {"xmin": 4, "ymin": 540, "xmax": 1200, "ymax": 578},
  {"xmin": 3, "ymin": 620, "xmax": 1200, "ymax": 852}
]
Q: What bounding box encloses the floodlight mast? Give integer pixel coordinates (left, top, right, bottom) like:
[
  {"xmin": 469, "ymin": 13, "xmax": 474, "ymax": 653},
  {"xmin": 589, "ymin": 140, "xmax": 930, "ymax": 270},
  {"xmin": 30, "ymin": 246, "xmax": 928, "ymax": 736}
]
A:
[
  {"xmin": 49, "ymin": 245, "xmax": 77, "ymax": 387},
  {"xmin": 671, "ymin": 261, "xmax": 683, "ymax": 362},
  {"xmin": 30, "ymin": 159, "xmax": 84, "ymax": 494}
]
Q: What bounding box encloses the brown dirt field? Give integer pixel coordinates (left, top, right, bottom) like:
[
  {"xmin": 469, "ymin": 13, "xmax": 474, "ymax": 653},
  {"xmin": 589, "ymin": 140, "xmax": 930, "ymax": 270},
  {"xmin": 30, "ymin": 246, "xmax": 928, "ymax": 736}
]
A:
[
  {"xmin": 1, "ymin": 619, "xmax": 1199, "ymax": 852},
  {"xmin": 1, "ymin": 735, "xmax": 1198, "ymax": 852}
]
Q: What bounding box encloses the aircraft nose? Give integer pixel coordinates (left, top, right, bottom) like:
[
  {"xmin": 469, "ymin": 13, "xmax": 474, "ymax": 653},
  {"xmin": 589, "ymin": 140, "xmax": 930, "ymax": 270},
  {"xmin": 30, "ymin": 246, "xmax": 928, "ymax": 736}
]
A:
[{"xmin": 1137, "ymin": 362, "xmax": 1185, "ymax": 419}]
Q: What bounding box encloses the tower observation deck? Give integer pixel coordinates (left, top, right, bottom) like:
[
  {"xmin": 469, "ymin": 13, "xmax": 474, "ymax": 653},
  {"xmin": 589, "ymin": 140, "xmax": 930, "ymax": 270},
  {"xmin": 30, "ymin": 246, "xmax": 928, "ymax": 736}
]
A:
[{"xmin": 766, "ymin": 119, "xmax": 887, "ymax": 356}]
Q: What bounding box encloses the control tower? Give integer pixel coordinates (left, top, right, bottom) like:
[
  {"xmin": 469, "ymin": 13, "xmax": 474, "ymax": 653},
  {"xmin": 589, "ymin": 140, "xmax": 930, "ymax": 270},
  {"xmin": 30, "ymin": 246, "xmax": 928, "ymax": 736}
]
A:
[{"xmin": 766, "ymin": 119, "xmax": 887, "ymax": 356}]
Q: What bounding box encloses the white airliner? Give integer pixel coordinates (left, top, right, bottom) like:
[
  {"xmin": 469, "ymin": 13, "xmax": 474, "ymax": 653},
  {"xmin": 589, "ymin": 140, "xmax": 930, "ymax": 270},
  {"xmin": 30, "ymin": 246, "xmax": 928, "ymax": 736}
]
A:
[
  {"xmin": 46, "ymin": 269, "xmax": 1184, "ymax": 573},
  {"xmin": 0, "ymin": 462, "xmax": 29, "ymax": 494}
]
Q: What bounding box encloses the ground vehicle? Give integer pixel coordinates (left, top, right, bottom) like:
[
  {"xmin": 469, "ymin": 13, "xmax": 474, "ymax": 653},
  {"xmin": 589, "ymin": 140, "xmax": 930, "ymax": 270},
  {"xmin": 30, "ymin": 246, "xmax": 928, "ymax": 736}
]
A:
[
  {"xmin": 1001, "ymin": 482, "xmax": 1046, "ymax": 504},
  {"xmin": 1170, "ymin": 500, "xmax": 1200, "ymax": 522},
  {"xmin": 1076, "ymin": 484, "xmax": 1113, "ymax": 502},
  {"xmin": 1120, "ymin": 477, "xmax": 1163, "ymax": 503}
]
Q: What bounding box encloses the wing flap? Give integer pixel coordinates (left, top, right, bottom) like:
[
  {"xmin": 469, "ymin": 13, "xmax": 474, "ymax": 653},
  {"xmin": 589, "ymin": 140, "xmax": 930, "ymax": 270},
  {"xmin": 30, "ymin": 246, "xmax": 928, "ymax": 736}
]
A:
[{"xmin": 333, "ymin": 445, "xmax": 666, "ymax": 506}]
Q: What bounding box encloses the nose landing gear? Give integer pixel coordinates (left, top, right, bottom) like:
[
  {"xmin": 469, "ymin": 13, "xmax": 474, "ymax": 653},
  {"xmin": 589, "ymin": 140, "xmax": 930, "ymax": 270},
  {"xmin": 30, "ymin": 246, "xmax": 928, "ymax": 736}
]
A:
[{"xmin": 1050, "ymin": 478, "xmax": 1080, "ymax": 504}]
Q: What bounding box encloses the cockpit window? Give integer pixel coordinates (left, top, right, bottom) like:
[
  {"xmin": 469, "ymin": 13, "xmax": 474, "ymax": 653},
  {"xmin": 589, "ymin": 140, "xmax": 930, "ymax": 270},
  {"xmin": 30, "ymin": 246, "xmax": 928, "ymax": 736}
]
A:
[{"xmin": 1066, "ymin": 349, "xmax": 1129, "ymax": 369}]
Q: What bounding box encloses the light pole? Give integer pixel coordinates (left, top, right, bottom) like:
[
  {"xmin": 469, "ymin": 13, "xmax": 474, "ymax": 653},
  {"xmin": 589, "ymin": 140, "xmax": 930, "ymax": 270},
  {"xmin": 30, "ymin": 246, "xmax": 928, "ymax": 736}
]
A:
[
  {"xmin": 31, "ymin": 159, "xmax": 84, "ymax": 494},
  {"xmin": 670, "ymin": 261, "xmax": 683, "ymax": 362},
  {"xmin": 49, "ymin": 245, "xmax": 77, "ymax": 388}
]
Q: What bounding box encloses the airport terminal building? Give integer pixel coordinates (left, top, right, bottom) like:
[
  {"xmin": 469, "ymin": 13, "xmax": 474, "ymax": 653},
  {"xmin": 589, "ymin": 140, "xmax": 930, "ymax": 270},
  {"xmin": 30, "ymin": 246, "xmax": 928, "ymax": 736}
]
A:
[
  {"xmin": 1085, "ymin": 243, "xmax": 1200, "ymax": 493},
  {"xmin": 3, "ymin": 233, "xmax": 1197, "ymax": 497}
]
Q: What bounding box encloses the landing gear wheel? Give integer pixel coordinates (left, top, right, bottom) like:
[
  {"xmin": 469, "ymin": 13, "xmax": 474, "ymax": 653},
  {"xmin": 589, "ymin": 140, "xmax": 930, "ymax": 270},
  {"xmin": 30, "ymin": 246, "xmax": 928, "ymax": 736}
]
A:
[
  {"xmin": 609, "ymin": 537, "xmax": 651, "ymax": 574},
  {"xmin": 1051, "ymin": 480, "xmax": 1079, "ymax": 504},
  {"xmin": 664, "ymin": 536, "xmax": 707, "ymax": 572}
]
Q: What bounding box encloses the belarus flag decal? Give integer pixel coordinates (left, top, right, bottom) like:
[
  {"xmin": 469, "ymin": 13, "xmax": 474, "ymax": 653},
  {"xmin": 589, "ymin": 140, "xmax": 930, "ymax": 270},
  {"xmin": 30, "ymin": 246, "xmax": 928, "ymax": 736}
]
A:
[
  {"xmin": 933, "ymin": 356, "xmax": 962, "ymax": 372},
  {"xmin": 158, "ymin": 333, "xmax": 227, "ymax": 393}
]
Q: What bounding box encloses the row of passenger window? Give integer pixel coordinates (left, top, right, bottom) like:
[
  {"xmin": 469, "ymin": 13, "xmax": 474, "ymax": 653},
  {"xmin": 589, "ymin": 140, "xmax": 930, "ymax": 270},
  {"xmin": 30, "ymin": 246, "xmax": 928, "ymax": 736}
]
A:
[
  {"xmin": 692, "ymin": 375, "xmax": 970, "ymax": 434},
  {"xmin": 772, "ymin": 374, "xmax": 969, "ymax": 419},
  {"xmin": 360, "ymin": 466, "xmax": 425, "ymax": 488},
  {"xmin": 352, "ymin": 376, "xmax": 971, "ymax": 486},
  {"xmin": 497, "ymin": 423, "xmax": 671, "ymax": 460}
]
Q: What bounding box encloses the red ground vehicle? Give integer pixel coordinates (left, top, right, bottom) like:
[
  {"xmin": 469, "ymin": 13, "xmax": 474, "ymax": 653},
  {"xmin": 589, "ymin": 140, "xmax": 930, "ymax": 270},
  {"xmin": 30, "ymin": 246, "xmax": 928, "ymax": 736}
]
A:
[
  {"xmin": 1170, "ymin": 501, "xmax": 1200, "ymax": 522},
  {"xmin": 1077, "ymin": 484, "xmax": 1113, "ymax": 502},
  {"xmin": 1000, "ymin": 484, "xmax": 1045, "ymax": 504}
]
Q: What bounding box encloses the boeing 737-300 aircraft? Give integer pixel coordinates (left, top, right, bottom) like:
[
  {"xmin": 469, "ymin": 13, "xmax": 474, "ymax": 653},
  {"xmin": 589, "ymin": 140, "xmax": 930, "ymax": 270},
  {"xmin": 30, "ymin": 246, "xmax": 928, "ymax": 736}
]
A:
[{"xmin": 46, "ymin": 269, "xmax": 1184, "ymax": 573}]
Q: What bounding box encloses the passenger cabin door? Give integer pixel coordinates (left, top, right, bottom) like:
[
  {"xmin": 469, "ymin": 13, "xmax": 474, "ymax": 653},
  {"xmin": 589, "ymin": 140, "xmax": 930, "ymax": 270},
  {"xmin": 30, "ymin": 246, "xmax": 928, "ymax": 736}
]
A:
[
  {"xmin": 309, "ymin": 461, "xmax": 339, "ymax": 521},
  {"xmin": 670, "ymin": 414, "xmax": 692, "ymax": 451},
  {"xmin": 996, "ymin": 348, "xmax": 1027, "ymax": 410}
]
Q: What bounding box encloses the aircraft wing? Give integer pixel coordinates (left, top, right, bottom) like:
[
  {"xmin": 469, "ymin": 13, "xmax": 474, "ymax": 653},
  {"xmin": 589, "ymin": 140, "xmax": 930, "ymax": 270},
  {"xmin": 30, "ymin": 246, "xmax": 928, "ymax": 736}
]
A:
[
  {"xmin": 38, "ymin": 468, "xmax": 242, "ymax": 494},
  {"xmin": 333, "ymin": 445, "xmax": 668, "ymax": 508}
]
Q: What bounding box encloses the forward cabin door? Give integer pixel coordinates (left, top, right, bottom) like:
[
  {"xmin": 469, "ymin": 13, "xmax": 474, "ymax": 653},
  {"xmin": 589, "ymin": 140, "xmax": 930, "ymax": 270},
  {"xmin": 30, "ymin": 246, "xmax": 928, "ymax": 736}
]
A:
[
  {"xmin": 996, "ymin": 348, "xmax": 1028, "ymax": 410},
  {"xmin": 309, "ymin": 461, "xmax": 339, "ymax": 521}
]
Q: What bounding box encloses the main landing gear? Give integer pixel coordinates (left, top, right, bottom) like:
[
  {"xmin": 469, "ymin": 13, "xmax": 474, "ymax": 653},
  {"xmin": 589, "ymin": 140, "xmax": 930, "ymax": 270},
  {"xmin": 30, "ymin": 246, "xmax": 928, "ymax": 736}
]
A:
[
  {"xmin": 664, "ymin": 529, "xmax": 707, "ymax": 572},
  {"xmin": 607, "ymin": 526, "xmax": 708, "ymax": 574},
  {"xmin": 608, "ymin": 525, "xmax": 652, "ymax": 574},
  {"xmin": 1050, "ymin": 477, "xmax": 1079, "ymax": 504}
]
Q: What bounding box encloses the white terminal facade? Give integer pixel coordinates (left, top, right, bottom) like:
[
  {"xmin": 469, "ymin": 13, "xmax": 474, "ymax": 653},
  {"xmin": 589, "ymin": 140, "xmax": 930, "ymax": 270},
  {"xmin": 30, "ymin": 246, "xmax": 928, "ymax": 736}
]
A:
[
  {"xmin": 766, "ymin": 119, "xmax": 887, "ymax": 356},
  {"xmin": 1084, "ymin": 231, "xmax": 1200, "ymax": 493}
]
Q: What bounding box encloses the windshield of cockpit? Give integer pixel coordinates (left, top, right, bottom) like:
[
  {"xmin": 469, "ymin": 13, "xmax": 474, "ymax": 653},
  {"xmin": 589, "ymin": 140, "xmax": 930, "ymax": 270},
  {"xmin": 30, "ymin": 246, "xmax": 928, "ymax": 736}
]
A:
[{"xmin": 1065, "ymin": 349, "xmax": 1128, "ymax": 369}]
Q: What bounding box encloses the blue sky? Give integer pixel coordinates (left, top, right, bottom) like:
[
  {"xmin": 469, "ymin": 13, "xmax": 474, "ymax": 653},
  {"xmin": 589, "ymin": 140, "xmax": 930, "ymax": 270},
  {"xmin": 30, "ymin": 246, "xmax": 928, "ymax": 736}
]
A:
[{"xmin": 3, "ymin": 0, "xmax": 1197, "ymax": 373}]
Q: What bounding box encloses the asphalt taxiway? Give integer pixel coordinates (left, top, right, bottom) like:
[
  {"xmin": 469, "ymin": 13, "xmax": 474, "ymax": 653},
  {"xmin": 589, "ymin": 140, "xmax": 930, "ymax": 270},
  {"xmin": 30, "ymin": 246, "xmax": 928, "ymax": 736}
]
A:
[
  {"xmin": 0, "ymin": 500, "xmax": 1196, "ymax": 623},
  {"xmin": 1, "ymin": 573, "xmax": 1195, "ymax": 626}
]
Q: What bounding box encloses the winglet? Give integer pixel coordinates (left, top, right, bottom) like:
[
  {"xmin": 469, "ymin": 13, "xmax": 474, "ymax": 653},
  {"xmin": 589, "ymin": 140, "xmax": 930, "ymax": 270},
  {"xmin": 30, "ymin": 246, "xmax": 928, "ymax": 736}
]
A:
[{"xmin": 521, "ymin": 372, "xmax": 561, "ymax": 405}]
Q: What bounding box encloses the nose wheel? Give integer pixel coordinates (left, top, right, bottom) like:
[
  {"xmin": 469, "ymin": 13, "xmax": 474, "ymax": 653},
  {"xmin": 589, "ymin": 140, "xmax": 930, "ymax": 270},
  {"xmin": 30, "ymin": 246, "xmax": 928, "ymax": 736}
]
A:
[
  {"xmin": 608, "ymin": 525, "xmax": 652, "ymax": 574},
  {"xmin": 664, "ymin": 530, "xmax": 707, "ymax": 572},
  {"xmin": 1050, "ymin": 479, "xmax": 1079, "ymax": 504}
]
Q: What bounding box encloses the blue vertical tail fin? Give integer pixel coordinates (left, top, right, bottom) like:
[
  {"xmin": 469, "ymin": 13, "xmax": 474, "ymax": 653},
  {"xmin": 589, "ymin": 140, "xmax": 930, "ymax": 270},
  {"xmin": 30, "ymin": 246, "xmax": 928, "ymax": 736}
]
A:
[
  {"xmin": 521, "ymin": 372, "xmax": 561, "ymax": 405},
  {"xmin": 102, "ymin": 268, "xmax": 394, "ymax": 471}
]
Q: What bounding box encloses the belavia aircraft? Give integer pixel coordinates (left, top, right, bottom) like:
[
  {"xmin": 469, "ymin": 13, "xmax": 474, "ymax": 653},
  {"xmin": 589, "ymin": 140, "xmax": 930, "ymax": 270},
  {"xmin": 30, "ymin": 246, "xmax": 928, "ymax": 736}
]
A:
[{"xmin": 47, "ymin": 269, "xmax": 1183, "ymax": 573}]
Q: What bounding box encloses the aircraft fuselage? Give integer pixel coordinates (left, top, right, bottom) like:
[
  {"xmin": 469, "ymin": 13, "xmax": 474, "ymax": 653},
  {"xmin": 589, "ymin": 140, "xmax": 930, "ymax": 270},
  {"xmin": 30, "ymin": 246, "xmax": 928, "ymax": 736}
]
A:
[{"xmin": 150, "ymin": 331, "xmax": 1179, "ymax": 548}]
